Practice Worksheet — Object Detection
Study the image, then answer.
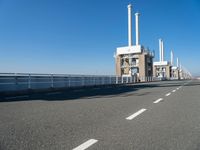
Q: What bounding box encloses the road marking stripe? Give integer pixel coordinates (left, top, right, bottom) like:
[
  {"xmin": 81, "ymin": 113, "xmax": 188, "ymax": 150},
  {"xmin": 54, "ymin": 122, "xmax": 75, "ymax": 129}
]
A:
[
  {"xmin": 73, "ymin": 139, "xmax": 98, "ymax": 150},
  {"xmin": 126, "ymin": 108, "xmax": 146, "ymax": 120},
  {"xmin": 5, "ymin": 95, "xmax": 29, "ymax": 100},
  {"xmin": 177, "ymin": 88, "xmax": 179, "ymax": 90},
  {"xmin": 165, "ymin": 93, "xmax": 171, "ymax": 96},
  {"xmin": 153, "ymin": 98, "xmax": 163, "ymax": 104},
  {"xmin": 172, "ymin": 90, "xmax": 176, "ymax": 92}
]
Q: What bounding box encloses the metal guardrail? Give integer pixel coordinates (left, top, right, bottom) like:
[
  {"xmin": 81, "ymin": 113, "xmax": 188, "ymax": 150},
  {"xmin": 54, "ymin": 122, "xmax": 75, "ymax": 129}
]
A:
[{"xmin": 0, "ymin": 73, "xmax": 154, "ymax": 92}]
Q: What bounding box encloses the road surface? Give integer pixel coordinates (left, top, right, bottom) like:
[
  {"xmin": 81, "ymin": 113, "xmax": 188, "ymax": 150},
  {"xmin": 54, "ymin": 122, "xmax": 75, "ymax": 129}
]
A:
[{"xmin": 0, "ymin": 80, "xmax": 200, "ymax": 150}]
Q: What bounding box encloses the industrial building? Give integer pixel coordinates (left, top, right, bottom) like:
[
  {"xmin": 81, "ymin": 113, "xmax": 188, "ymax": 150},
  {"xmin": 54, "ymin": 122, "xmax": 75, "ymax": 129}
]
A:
[
  {"xmin": 115, "ymin": 4, "xmax": 154, "ymax": 80},
  {"xmin": 153, "ymin": 39, "xmax": 171, "ymax": 80},
  {"xmin": 171, "ymin": 54, "xmax": 180, "ymax": 80}
]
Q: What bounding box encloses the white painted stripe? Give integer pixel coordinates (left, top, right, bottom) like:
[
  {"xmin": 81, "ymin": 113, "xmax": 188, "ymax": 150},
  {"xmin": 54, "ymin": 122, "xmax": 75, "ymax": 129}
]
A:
[
  {"xmin": 5, "ymin": 95, "xmax": 29, "ymax": 100},
  {"xmin": 172, "ymin": 90, "xmax": 176, "ymax": 92},
  {"xmin": 177, "ymin": 88, "xmax": 179, "ymax": 90},
  {"xmin": 73, "ymin": 139, "xmax": 98, "ymax": 150},
  {"xmin": 165, "ymin": 93, "xmax": 171, "ymax": 96},
  {"xmin": 126, "ymin": 108, "xmax": 146, "ymax": 120},
  {"xmin": 153, "ymin": 98, "xmax": 163, "ymax": 104}
]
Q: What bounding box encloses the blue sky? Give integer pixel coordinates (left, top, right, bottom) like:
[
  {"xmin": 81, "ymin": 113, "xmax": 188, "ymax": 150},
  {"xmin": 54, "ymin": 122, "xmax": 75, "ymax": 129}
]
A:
[{"xmin": 0, "ymin": 0, "xmax": 200, "ymax": 75}]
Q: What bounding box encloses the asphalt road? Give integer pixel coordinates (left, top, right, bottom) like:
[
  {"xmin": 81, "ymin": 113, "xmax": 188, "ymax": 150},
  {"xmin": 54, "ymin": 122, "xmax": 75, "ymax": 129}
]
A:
[{"xmin": 0, "ymin": 80, "xmax": 200, "ymax": 150}]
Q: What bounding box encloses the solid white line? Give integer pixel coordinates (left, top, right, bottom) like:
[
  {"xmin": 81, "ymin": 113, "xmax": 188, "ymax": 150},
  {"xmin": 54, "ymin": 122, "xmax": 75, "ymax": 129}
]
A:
[
  {"xmin": 126, "ymin": 108, "xmax": 146, "ymax": 120},
  {"xmin": 153, "ymin": 98, "xmax": 163, "ymax": 104},
  {"xmin": 73, "ymin": 139, "xmax": 98, "ymax": 150},
  {"xmin": 165, "ymin": 93, "xmax": 171, "ymax": 96},
  {"xmin": 172, "ymin": 90, "xmax": 176, "ymax": 93}
]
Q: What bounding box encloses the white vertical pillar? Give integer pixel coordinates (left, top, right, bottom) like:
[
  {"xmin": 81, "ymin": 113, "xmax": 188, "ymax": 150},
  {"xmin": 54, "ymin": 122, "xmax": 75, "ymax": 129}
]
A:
[
  {"xmin": 161, "ymin": 40, "xmax": 164, "ymax": 62},
  {"xmin": 128, "ymin": 4, "xmax": 132, "ymax": 47},
  {"xmin": 135, "ymin": 12, "xmax": 140, "ymax": 46},
  {"xmin": 171, "ymin": 50, "xmax": 174, "ymax": 66},
  {"xmin": 177, "ymin": 57, "xmax": 179, "ymax": 68},
  {"xmin": 159, "ymin": 39, "xmax": 162, "ymax": 62}
]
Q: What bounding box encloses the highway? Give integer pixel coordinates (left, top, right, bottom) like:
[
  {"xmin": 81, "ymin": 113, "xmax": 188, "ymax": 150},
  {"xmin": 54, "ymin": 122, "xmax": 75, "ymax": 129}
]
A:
[{"xmin": 0, "ymin": 80, "xmax": 200, "ymax": 150}]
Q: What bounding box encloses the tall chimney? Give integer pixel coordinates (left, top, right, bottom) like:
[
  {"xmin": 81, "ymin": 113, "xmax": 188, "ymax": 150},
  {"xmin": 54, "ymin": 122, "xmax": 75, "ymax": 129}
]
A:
[
  {"xmin": 177, "ymin": 57, "xmax": 179, "ymax": 68},
  {"xmin": 161, "ymin": 40, "xmax": 164, "ymax": 62},
  {"xmin": 159, "ymin": 39, "xmax": 162, "ymax": 62},
  {"xmin": 135, "ymin": 12, "xmax": 140, "ymax": 45},
  {"xmin": 128, "ymin": 4, "xmax": 132, "ymax": 47},
  {"xmin": 171, "ymin": 50, "xmax": 174, "ymax": 66}
]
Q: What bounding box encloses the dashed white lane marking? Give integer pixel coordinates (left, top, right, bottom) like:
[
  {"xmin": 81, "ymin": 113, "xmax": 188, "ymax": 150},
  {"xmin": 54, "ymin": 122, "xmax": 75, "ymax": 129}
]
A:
[
  {"xmin": 73, "ymin": 139, "xmax": 98, "ymax": 150},
  {"xmin": 153, "ymin": 98, "xmax": 163, "ymax": 104},
  {"xmin": 5, "ymin": 95, "xmax": 29, "ymax": 100},
  {"xmin": 177, "ymin": 87, "xmax": 179, "ymax": 90},
  {"xmin": 172, "ymin": 90, "xmax": 176, "ymax": 93},
  {"xmin": 165, "ymin": 93, "xmax": 171, "ymax": 96},
  {"xmin": 126, "ymin": 108, "xmax": 147, "ymax": 120}
]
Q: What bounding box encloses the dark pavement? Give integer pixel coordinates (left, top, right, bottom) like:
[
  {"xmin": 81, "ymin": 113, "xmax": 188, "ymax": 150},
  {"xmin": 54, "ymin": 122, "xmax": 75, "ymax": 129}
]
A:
[{"xmin": 0, "ymin": 80, "xmax": 200, "ymax": 150}]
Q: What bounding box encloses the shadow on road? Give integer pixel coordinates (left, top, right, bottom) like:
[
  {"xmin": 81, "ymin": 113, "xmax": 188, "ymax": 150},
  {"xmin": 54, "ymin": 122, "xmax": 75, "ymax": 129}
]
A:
[{"xmin": 0, "ymin": 80, "xmax": 190, "ymax": 102}]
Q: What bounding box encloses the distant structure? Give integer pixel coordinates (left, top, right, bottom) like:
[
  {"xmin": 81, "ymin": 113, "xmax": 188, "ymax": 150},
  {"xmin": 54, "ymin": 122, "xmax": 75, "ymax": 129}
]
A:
[
  {"xmin": 115, "ymin": 4, "xmax": 154, "ymax": 80},
  {"xmin": 170, "ymin": 51, "xmax": 180, "ymax": 79},
  {"xmin": 153, "ymin": 39, "xmax": 171, "ymax": 80}
]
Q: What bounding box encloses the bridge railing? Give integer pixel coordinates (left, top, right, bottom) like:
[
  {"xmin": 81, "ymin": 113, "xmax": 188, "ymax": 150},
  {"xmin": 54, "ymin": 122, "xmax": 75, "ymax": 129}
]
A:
[{"xmin": 0, "ymin": 73, "xmax": 155, "ymax": 92}]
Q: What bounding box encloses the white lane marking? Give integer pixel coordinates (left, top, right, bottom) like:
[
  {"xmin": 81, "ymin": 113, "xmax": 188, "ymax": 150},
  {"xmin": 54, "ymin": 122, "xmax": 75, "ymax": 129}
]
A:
[
  {"xmin": 5, "ymin": 95, "xmax": 29, "ymax": 100},
  {"xmin": 153, "ymin": 98, "xmax": 163, "ymax": 104},
  {"xmin": 172, "ymin": 90, "xmax": 176, "ymax": 93},
  {"xmin": 165, "ymin": 93, "xmax": 171, "ymax": 96},
  {"xmin": 177, "ymin": 88, "xmax": 179, "ymax": 90},
  {"xmin": 46, "ymin": 92, "xmax": 61, "ymax": 95},
  {"xmin": 126, "ymin": 108, "xmax": 147, "ymax": 120},
  {"xmin": 73, "ymin": 139, "xmax": 98, "ymax": 150}
]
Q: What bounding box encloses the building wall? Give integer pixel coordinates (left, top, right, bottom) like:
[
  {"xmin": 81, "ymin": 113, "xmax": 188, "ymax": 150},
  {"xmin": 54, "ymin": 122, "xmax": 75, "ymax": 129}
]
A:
[
  {"xmin": 166, "ymin": 65, "xmax": 171, "ymax": 79},
  {"xmin": 153, "ymin": 64, "xmax": 171, "ymax": 79},
  {"xmin": 116, "ymin": 56, "xmax": 121, "ymax": 76},
  {"xmin": 115, "ymin": 52, "xmax": 153, "ymax": 78},
  {"xmin": 138, "ymin": 54, "xmax": 145, "ymax": 77}
]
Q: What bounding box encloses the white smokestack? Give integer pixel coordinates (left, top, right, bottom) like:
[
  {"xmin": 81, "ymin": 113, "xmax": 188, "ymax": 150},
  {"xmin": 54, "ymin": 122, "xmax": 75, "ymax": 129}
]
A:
[
  {"xmin": 159, "ymin": 39, "xmax": 162, "ymax": 62},
  {"xmin": 161, "ymin": 40, "xmax": 164, "ymax": 62},
  {"xmin": 135, "ymin": 12, "xmax": 140, "ymax": 45},
  {"xmin": 128, "ymin": 4, "xmax": 132, "ymax": 47},
  {"xmin": 171, "ymin": 50, "xmax": 174, "ymax": 66},
  {"xmin": 177, "ymin": 57, "xmax": 179, "ymax": 68}
]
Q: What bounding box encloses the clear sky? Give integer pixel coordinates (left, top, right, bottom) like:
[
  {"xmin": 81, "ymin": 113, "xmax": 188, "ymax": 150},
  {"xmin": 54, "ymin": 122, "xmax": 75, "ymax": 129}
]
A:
[{"xmin": 0, "ymin": 0, "xmax": 200, "ymax": 75}]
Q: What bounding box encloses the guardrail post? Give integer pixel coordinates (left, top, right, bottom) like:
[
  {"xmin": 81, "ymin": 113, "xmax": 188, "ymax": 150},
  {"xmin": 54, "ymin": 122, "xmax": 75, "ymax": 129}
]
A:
[
  {"xmin": 94, "ymin": 77, "xmax": 96, "ymax": 85},
  {"xmin": 51, "ymin": 74, "xmax": 54, "ymax": 88},
  {"xmin": 82, "ymin": 76, "xmax": 84, "ymax": 86},
  {"xmin": 28, "ymin": 74, "xmax": 31, "ymax": 89},
  {"xmin": 68, "ymin": 76, "xmax": 71, "ymax": 87}
]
